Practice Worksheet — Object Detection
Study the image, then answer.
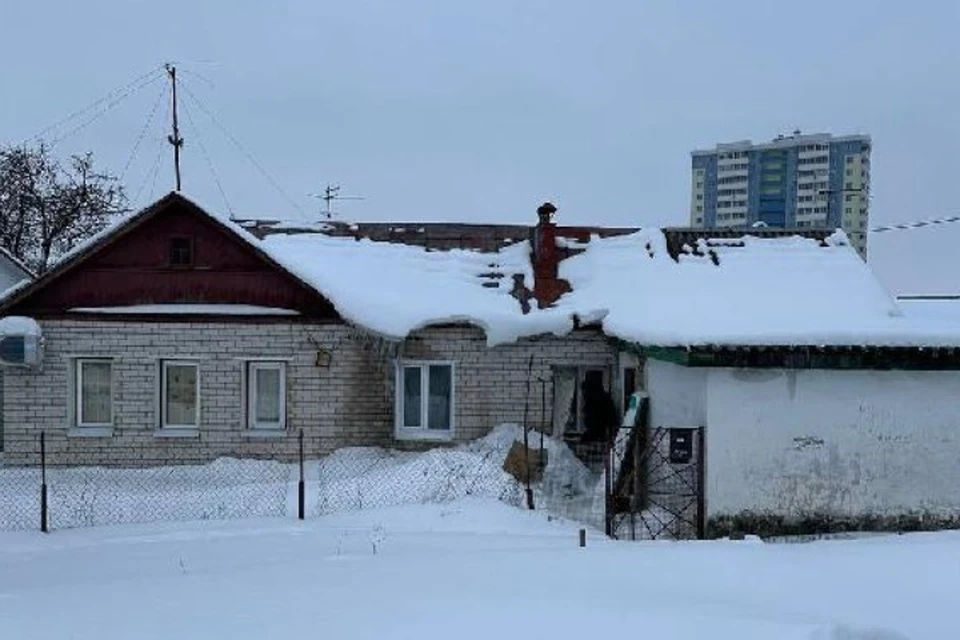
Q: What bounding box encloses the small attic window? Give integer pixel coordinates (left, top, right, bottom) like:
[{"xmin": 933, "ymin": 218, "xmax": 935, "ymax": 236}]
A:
[{"xmin": 169, "ymin": 237, "xmax": 193, "ymax": 267}]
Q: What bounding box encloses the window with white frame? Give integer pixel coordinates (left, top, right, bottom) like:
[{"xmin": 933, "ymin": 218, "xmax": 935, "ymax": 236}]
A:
[
  {"xmin": 247, "ymin": 362, "xmax": 286, "ymax": 430},
  {"xmin": 76, "ymin": 359, "xmax": 113, "ymax": 427},
  {"xmin": 161, "ymin": 360, "xmax": 199, "ymax": 428},
  {"xmin": 396, "ymin": 362, "xmax": 454, "ymax": 436}
]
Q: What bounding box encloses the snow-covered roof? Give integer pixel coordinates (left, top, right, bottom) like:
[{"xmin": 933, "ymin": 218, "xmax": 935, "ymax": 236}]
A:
[
  {"xmin": 5, "ymin": 191, "xmax": 960, "ymax": 349},
  {"xmin": 0, "ymin": 246, "xmax": 34, "ymax": 279},
  {"xmin": 0, "ymin": 192, "xmax": 284, "ymax": 308},
  {"xmin": 257, "ymin": 227, "xmax": 960, "ymax": 348},
  {"xmin": 897, "ymin": 298, "xmax": 960, "ymax": 325},
  {"xmin": 259, "ymin": 234, "xmax": 572, "ymax": 345},
  {"xmin": 553, "ymin": 230, "xmax": 918, "ymax": 347}
]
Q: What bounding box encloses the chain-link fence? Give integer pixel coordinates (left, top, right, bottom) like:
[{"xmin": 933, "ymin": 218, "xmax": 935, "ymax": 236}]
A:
[
  {"xmin": 1, "ymin": 425, "xmax": 691, "ymax": 537},
  {"xmin": 0, "ymin": 465, "xmax": 42, "ymax": 531},
  {"xmin": 313, "ymin": 446, "xmax": 526, "ymax": 515},
  {"xmin": 1, "ymin": 429, "xmax": 534, "ymax": 533},
  {"xmin": 1, "ymin": 434, "xmax": 295, "ymax": 531}
]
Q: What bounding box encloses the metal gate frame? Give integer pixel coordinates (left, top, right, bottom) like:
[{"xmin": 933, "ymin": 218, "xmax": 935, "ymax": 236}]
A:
[{"xmin": 606, "ymin": 423, "xmax": 705, "ymax": 541}]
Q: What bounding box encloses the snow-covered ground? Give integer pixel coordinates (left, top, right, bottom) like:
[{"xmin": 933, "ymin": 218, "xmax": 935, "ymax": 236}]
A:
[
  {"xmin": 1, "ymin": 499, "xmax": 955, "ymax": 640},
  {"xmin": 1, "ymin": 425, "xmax": 608, "ymax": 532}
]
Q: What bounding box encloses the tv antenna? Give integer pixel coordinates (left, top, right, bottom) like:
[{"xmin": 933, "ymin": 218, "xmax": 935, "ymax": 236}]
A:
[{"xmin": 310, "ymin": 184, "xmax": 365, "ymax": 219}]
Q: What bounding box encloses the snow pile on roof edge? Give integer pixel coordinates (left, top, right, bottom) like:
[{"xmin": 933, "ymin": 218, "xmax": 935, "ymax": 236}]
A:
[{"xmin": 260, "ymin": 234, "xmax": 576, "ymax": 345}]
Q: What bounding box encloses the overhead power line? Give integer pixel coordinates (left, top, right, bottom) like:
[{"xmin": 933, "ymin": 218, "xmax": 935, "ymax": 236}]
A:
[
  {"xmin": 22, "ymin": 65, "xmax": 166, "ymax": 147},
  {"xmin": 132, "ymin": 83, "xmax": 172, "ymax": 208},
  {"xmin": 119, "ymin": 82, "xmax": 168, "ymax": 181},
  {"xmin": 47, "ymin": 74, "xmax": 164, "ymax": 149},
  {"xmin": 133, "ymin": 143, "xmax": 166, "ymax": 208},
  {"xmin": 870, "ymin": 215, "xmax": 960, "ymax": 234},
  {"xmin": 179, "ymin": 97, "xmax": 234, "ymax": 218},
  {"xmin": 178, "ymin": 79, "xmax": 309, "ymax": 218}
]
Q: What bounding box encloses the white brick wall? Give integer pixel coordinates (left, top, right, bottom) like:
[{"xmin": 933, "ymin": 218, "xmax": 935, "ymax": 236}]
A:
[
  {"xmin": 1, "ymin": 320, "xmax": 617, "ymax": 466},
  {"xmin": 400, "ymin": 326, "xmax": 616, "ymax": 442}
]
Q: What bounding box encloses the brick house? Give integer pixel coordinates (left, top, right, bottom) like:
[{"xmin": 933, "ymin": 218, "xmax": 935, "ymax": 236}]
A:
[
  {"xmin": 3, "ymin": 191, "xmax": 960, "ymax": 530},
  {"xmin": 0, "ymin": 246, "xmax": 34, "ymax": 455},
  {"xmin": 0, "ymin": 193, "xmax": 632, "ymax": 466}
]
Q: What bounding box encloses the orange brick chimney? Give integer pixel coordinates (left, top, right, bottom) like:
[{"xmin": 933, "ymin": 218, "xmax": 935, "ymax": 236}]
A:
[{"xmin": 532, "ymin": 202, "xmax": 570, "ymax": 307}]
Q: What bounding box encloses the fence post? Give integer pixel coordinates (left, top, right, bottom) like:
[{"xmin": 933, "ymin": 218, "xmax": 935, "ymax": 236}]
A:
[
  {"xmin": 40, "ymin": 431, "xmax": 48, "ymax": 533},
  {"xmin": 298, "ymin": 429, "xmax": 305, "ymax": 521},
  {"xmin": 696, "ymin": 427, "xmax": 706, "ymax": 540},
  {"xmin": 522, "ymin": 354, "xmax": 534, "ymax": 510},
  {"xmin": 603, "ymin": 440, "xmax": 613, "ymax": 537}
]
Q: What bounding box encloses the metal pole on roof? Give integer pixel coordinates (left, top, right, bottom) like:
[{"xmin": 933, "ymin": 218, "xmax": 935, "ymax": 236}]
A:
[
  {"xmin": 165, "ymin": 63, "xmax": 184, "ymax": 191},
  {"xmin": 310, "ymin": 185, "xmax": 365, "ymax": 220}
]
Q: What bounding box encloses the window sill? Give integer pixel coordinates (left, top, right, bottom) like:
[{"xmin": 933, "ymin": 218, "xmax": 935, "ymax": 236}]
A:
[
  {"xmin": 68, "ymin": 427, "xmax": 115, "ymax": 438},
  {"xmin": 153, "ymin": 428, "xmax": 200, "ymax": 439},
  {"xmin": 243, "ymin": 429, "xmax": 287, "ymax": 439},
  {"xmin": 394, "ymin": 428, "xmax": 455, "ymax": 443}
]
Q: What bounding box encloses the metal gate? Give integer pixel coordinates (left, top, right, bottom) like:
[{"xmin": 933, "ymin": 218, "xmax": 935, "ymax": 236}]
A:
[{"xmin": 607, "ymin": 424, "xmax": 705, "ymax": 540}]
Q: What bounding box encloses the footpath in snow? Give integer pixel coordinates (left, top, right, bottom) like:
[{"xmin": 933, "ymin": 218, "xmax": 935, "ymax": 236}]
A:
[{"xmin": 1, "ymin": 498, "xmax": 956, "ymax": 640}]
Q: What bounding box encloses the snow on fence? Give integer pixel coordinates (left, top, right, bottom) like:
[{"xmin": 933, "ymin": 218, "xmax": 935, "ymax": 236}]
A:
[
  {"xmin": 0, "ymin": 425, "xmax": 609, "ymax": 533},
  {"xmin": 0, "ymin": 458, "xmax": 295, "ymax": 531}
]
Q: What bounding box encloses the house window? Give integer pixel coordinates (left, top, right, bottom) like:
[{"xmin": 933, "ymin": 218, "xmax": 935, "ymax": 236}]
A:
[
  {"xmin": 553, "ymin": 366, "xmax": 610, "ymax": 436},
  {"xmin": 161, "ymin": 360, "xmax": 199, "ymax": 428},
  {"xmin": 169, "ymin": 237, "xmax": 193, "ymax": 267},
  {"xmin": 247, "ymin": 362, "xmax": 286, "ymax": 430},
  {"xmin": 396, "ymin": 362, "xmax": 454, "ymax": 437},
  {"xmin": 76, "ymin": 359, "xmax": 113, "ymax": 427}
]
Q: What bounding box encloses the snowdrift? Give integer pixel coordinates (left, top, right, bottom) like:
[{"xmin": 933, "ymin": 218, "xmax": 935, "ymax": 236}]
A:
[{"xmin": 0, "ymin": 425, "xmax": 604, "ymax": 532}]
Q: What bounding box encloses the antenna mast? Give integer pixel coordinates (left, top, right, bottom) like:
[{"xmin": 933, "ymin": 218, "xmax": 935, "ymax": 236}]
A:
[
  {"xmin": 165, "ymin": 63, "xmax": 184, "ymax": 191},
  {"xmin": 312, "ymin": 184, "xmax": 364, "ymax": 219},
  {"xmin": 323, "ymin": 185, "xmax": 338, "ymax": 218}
]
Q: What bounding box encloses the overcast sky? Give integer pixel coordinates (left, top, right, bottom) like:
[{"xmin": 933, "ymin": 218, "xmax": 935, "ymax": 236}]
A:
[{"xmin": 2, "ymin": 1, "xmax": 959, "ymax": 294}]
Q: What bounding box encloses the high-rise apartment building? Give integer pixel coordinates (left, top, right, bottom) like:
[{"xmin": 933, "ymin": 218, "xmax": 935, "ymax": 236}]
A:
[{"xmin": 690, "ymin": 132, "xmax": 871, "ymax": 258}]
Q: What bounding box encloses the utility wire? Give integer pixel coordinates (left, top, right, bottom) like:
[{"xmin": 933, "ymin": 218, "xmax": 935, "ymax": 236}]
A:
[
  {"xmin": 133, "ymin": 86, "xmax": 170, "ymax": 207},
  {"xmin": 22, "ymin": 65, "xmax": 166, "ymax": 146},
  {"xmin": 179, "ymin": 80, "xmax": 309, "ymax": 218},
  {"xmin": 134, "ymin": 142, "xmax": 165, "ymax": 207},
  {"xmin": 180, "ymin": 97, "xmax": 235, "ymax": 218},
  {"xmin": 47, "ymin": 73, "xmax": 165, "ymax": 149},
  {"xmin": 147, "ymin": 144, "xmax": 164, "ymax": 203},
  {"xmin": 120, "ymin": 82, "xmax": 168, "ymax": 181},
  {"xmin": 179, "ymin": 68, "xmax": 216, "ymax": 89},
  {"xmin": 870, "ymin": 215, "xmax": 960, "ymax": 234}
]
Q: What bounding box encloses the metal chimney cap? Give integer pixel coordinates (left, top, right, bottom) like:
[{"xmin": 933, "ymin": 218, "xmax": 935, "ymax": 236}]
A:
[{"xmin": 537, "ymin": 202, "xmax": 557, "ymax": 223}]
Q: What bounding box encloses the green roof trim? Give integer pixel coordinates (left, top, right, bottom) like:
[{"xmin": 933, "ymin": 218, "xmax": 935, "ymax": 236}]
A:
[{"xmin": 630, "ymin": 344, "xmax": 960, "ymax": 371}]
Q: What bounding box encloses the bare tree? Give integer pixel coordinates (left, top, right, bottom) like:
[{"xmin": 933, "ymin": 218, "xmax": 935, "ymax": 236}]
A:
[{"xmin": 0, "ymin": 144, "xmax": 127, "ymax": 274}]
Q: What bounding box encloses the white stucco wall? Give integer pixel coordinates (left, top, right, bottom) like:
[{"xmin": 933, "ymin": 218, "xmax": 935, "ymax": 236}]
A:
[
  {"xmin": 644, "ymin": 359, "xmax": 960, "ymax": 519},
  {"xmin": 706, "ymin": 368, "xmax": 960, "ymax": 518},
  {"xmin": 646, "ymin": 359, "xmax": 706, "ymax": 429}
]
